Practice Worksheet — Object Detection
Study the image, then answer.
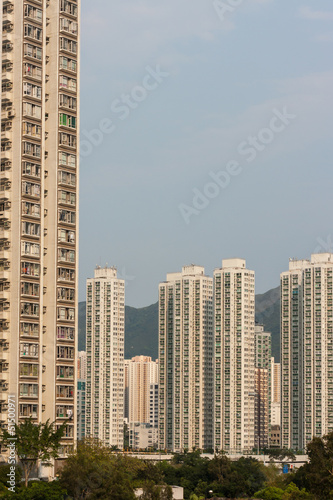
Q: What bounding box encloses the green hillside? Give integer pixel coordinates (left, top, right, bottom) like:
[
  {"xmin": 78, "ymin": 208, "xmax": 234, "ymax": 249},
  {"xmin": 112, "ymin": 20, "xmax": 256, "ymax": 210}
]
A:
[{"xmin": 78, "ymin": 286, "xmax": 281, "ymax": 361}]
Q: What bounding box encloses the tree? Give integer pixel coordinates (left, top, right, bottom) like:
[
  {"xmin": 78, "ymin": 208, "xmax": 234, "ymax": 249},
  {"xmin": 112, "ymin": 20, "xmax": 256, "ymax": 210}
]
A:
[
  {"xmin": 292, "ymin": 432, "xmax": 333, "ymax": 499},
  {"xmin": 0, "ymin": 417, "xmax": 66, "ymax": 487},
  {"xmin": 59, "ymin": 438, "xmax": 136, "ymax": 499},
  {"xmin": 254, "ymin": 486, "xmax": 284, "ymax": 500},
  {"xmin": 1, "ymin": 481, "xmax": 67, "ymax": 499}
]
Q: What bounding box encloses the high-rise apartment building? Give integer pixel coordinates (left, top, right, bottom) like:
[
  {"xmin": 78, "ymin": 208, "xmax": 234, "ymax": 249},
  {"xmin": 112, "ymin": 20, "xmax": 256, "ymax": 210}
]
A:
[
  {"xmin": 124, "ymin": 356, "xmax": 158, "ymax": 424},
  {"xmin": 254, "ymin": 325, "xmax": 271, "ymax": 449},
  {"xmin": 86, "ymin": 267, "xmax": 125, "ymax": 448},
  {"xmin": 270, "ymin": 357, "xmax": 281, "ymax": 427},
  {"xmin": 77, "ymin": 350, "xmax": 86, "ymax": 380},
  {"xmin": 281, "ymin": 253, "xmax": 333, "ymax": 450},
  {"xmin": 159, "ymin": 265, "xmax": 213, "ymax": 452},
  {"xmin": 0, "ymin": 0, "xmax": 79, "ymax": 470},
  {"xmin": 214, "ymin": 259, "xmax": 255, "ymax": 453}
]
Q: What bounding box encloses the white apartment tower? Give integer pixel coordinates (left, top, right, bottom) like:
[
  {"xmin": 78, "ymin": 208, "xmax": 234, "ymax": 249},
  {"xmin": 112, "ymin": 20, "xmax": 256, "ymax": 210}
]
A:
[
  {"xmin": 159, "ymin": 265, "xmax": 213, "ymax": 452},
  {"xmin": 0, "ymin": 0, "xmax": 80, "ymax": 467},
  {"xmin": 86, "ymin": 267, "xmax": 125, "ymax": 448},
  {"xmin": 281, "ymin": 253, "xmax": 333, "ymax": 450},
  {"xmin": 214, "ymin": 259, "xmax": 255, "ymax": 453}
]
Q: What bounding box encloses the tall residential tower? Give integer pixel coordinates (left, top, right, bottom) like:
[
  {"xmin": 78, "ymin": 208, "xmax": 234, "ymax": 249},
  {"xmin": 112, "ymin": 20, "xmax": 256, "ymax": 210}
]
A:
[
  {"xmin": 214, "ymin": 259, "xmax": 255, "ymax": 453},
  {"xmin": 0, "ymin": 0, "xmax": 80, "ymax": 469},
  {"xmin": 281, "ymin": 254, "xmax": 333, "ymax": 450},
  {"xmin": 86, "ymin": 267, "xmax": 125, "ymax": 448},
  {"xmin": 158, "ymin": 265, "xmax": 213, "ymax": 452}
]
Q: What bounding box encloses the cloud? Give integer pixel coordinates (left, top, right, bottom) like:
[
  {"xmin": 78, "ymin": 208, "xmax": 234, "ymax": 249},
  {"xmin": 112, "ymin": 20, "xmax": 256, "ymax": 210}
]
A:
[{"xmin": 299, "ymin": 6, "xmax": 333, "ymax": 21}]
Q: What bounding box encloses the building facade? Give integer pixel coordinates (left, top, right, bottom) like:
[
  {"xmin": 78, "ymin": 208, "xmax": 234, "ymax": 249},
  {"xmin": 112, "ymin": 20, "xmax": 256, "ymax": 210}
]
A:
[
  {"xmin": 85, "ymin": 266, "xmax": 125, "ymax": 448},
  {"xmin": 271, "ymin": 357, "xmax": 281, "ymax": 428},
  {"xmin": 214, "ymin": 259, "xmax": 255, "ymax": 453},
  {"xmin": 254, "ymin": 325, "xmax": 271, "ymax": 449},
  {"xmin": 159, "ymin": 265, "xmax": 213, "ymax": 452},
  {"xmin": 124, "ymin": 356, "xmax": 158, "ymax": 424},
  {"xmin": 0, "ymin": 0, "xmax": 80, "ymax": 468},
  {"xmin": 281, "ymin": 254, "xmax": 333, "ymax": 450}
]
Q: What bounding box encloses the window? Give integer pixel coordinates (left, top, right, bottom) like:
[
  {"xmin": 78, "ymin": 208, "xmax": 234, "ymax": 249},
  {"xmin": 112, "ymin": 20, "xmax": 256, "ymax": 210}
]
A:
[
  {"xmin": 24, "ymin": 43, "xmax": 42, "ymax": 61},
  {"xmin": 59, "ymin": 151, "xmax": 76, "ymax": 167},
  {"xmin": 21, "ymin": 282, "xmax": 40, "ymax": 297},
  {"xmin": 22, "ymin": 221, "xmax": 40, "ymax": 237},
  {"xmin": 59, "ymin": 209, "xmax": 75, "ymax": 224},
  {"xmin": 22, "ymin": 181, "xmax": 40, "ymax": 197},
  {"xmin": 20, "ymin": 363, "xmax": 39, "ymax": 377},
  {"xmin": 24, "ymin": 63, "xmax": 42, "ymax": 80},
  {"xmin": 23, "ymin": 162, "xmax": 41, "ymax": 178},
  {"xmin": 21, "ymin": 303, "xmax": 40, "ymax": 317},
  {"xmin": 58, "ymin": 228, "xmax": 75, "ymax": 243},
  {"xmin": 59, "ymin": 93, "xmax": 77, "ymax": 110},
  {"xmin": 57, "ymin": 326, "xmax": 74, "ymax": 340},
  {"xmin": 59, "ymin": 132, "xmax": 76, "ymax": 148},
  {"xmin": 59, "ymin": 75, "xmax": 77, "ymax": 92},
  {"xmin": 23, "ymin": 121, "xmax": 41, "ymax": 138},
  {"xmin": 21, "ymin": 241, "xmax": 40, "ymax": 257},
  {"xmin": 60, "ymin": 17, "xmax": 78, "ymax": 35},
  {"xmin": 59, "ymin": 190, "xmax": 76, "ymax": 205},
  {"xmin": 58, "ymin": 170, "xmax": 76, "ymax": 186},
  {"xmin": 60, "ymin": 0, "xmax": 78, "ymax": 17},
  {"xmin": 21, "ymin": 261, "xmax": 40, "ymax": 277},
  {"xmin": 24, "ymin": 24, "xmax": 42, "ymax": 41},
  {"xmin": 60, "ymin": 37, "xmax": 77, "ymax": 55},
  {"xmin": 59, "ymin": 56, "xmax": 77, "ymax": 72},
  {"xmin": 58, "ymin": 248, "xmax": 75, "ymax": 263},
  {"xmin": 23, "ymin": 82, "xmax": 42, "ymax": 99},
  {"xmin": 59, "ymin": 113, "xmax": 76, "ymax": 129},
  {"xmin": 20, "ymin": 323, "xmax": 39, "ymax": 337},
  {"xmin": 57, "ymin": 287, "xmax": 75, "ymax": 301},
  {"xmin": 23, "ymin": 142, "xmax": 41, "ymax": 158},
  {"xmin": 24, "ymin": 4, "xmax": 43, "ymax": 23},
  {"xmin": 19, "ymin": 383, "xmax": 38, "ymax": 397},
  {"xmin": 23, "ymin": 102, "xmax": 42, "ymax": 119},
  {"xmin": 57, "ymin": 307, "xmax": 75, "ymax": 321}
]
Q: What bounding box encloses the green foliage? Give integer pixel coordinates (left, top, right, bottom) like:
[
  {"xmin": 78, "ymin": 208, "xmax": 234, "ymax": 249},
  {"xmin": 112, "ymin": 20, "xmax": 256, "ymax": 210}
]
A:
[
  {"xmin": 1, "ymin": 481, "xmax": 67, "ymax": 499},
  {"xmin": 59, "ymin": 439, "xmax": 136, "ymax": 499},
  {"xmin": 254, "ymin": 486, "xmax": 284, "ymax": 500},
  {"xmin": 265, "ymin": 448, "xmax": 296, "ymax": 462},
  {"xmin": 282, "ymin": 482, "xmax": 313, "ymax": 500},
  {"xmin": 291, "ymin": 432, "xmax": 333, "ymax": 499},
  {"xmin": 0, "ymin": 464, "xmax": 22, "ymax": 491},
  {"xmin": 0, "ymin": 418, "xmax": 66, "ymax": 488}
]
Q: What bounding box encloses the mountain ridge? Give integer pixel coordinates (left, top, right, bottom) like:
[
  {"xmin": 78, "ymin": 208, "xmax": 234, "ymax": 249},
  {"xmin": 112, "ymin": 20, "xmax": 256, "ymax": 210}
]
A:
[{"xmin": 78, "ymin": 285, "xmax": 280, "ymax": 361}]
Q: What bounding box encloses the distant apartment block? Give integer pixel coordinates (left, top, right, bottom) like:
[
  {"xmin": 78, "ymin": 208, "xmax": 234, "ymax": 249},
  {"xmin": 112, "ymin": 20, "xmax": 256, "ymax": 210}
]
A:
[
  {"xmin": 281, "ymin": 254, "xmax": 333, "ymax": 450},
  {"xmin": 77, "ymin": 379, "xmax": 85, "ymax": 440},
  {"xmin": 124, "ymin": 356, "xmax": 159, "ymax": 450},
  {"xmin": 124, "ymin": 356, "xmax": 158, "ymax": 423},
  {"xmin": 159, "ymin": 265, "xmax": 213, "ymax": 452},
  {"xmin": 86, "ymin": 266, "xmax": 125, "ymax": 448},
  {"xmin": 271, "ymin": 357, "xmax": 281, "ymax": 428},
  {"xmin": 0, "ymin": 0, "xmax": 80, "ymax": 471},
  {"xmin": 77, "ymin": 350, "xmax": 87, "ymax": 380},
  {"xmin": 254, "ymin": 325, "xmax": 271, "ymax": 449},
  {"xmin": 214, "ymin": 259, "xmax": 255, "ymax": 453}
]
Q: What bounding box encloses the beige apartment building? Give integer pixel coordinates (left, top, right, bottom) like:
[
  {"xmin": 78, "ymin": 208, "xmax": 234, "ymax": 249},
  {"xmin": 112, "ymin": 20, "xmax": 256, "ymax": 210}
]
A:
[
  {"xmin": 124, "ymin": 356, "xmax": 158, "ymax": 424},
  {"xmin": 214, "ymin": 259, "xmax": 255, "ymax": 453},
  {"xmin": 158, "ymin": 265, "xmax": 214, "ymax": 452},
  {"xmin": 0, "ymin": 0, "xmax": 79, "ymax": 470},
  {"xmin": 271, "ymin": 357, "xmax": 281, "ymax": 427},
  {"xmin": 281, "ymin": 254, "xmax": 333, "ymax": 450},
  {"xmin": 85, "ymin": 267, "xmax": 125, "ymax": 449}
]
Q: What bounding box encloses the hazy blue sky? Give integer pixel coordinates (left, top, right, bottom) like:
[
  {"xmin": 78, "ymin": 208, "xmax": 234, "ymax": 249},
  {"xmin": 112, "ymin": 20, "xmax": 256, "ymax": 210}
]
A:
[{"xmin": 79, "ymin": 0, "xmax": 333, "ymax": 307}]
